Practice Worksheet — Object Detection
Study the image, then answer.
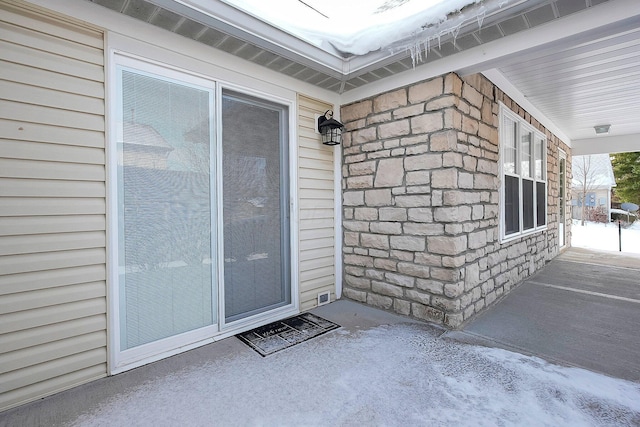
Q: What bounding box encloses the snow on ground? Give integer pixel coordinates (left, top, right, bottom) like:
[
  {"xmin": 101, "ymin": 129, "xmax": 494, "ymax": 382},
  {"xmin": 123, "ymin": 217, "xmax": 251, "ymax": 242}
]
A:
[
  {"xmin": 571, "ymin": 220, "xmax": 640, "ymax": 254},
  {"xmin": 71, "ymin": 324, "xmax": 640, "ymax": 427}
]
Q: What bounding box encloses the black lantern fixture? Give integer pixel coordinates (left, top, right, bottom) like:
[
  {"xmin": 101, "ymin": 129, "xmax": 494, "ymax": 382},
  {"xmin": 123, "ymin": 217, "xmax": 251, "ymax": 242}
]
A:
[{"xmin": 317, "ymin": 110, "xmax": 345, "ymax": 146}]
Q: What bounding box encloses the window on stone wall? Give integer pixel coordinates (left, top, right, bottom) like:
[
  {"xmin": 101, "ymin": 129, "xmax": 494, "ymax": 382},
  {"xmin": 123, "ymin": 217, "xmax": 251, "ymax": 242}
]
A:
[{"xmin": 499, "ymin": 103, "xmax": 547, "ymax": 241}]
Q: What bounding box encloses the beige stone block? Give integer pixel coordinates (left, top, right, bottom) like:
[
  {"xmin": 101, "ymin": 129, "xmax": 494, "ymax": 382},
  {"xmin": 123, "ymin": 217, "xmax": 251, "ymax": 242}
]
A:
[
  {"xmin": 361, "ymin": 233, "xmax": 390, "ymax": 250},
  {"xmin": 374, "ymin": 258, "xmax": 398, "ymax": 271},
  {"xmin": 378, "ymin": 120, "xmax": 410, "ymax": 139},
  {"xmin": 405, "ymin": 289, "xmax": 430, "ymax": 304},
  {"xmin": 404, "ymin": 154, "xmax": 442, "ymax": 171},
  {"xmin": 374, "ymin": 89, "xmax": 408, "ymax": 112},
  {"xmin": 343, "ymin": 288, "xmax": 367, "ymax": 303},
  {"xmin": 462, "ymin": 83, "xmax": 483, "ymax": 108},
  {"xmin": 444, "ymin": 312, "xmax": 464, "ymax": 328},
  {"xmin": 349, "ymin": 161, "xmax": 376, "ymax": 176},
  {"xmin": 379, "ymin": 207, "xmax": 407, "ymax": 221},
  {"xmin": 365, "ymin": 189, "xmax": 392, "ymax": 206},
  {"xmin": 406, "ymin": 171, "xmax": 430, "ymax": 186},
  {"xmin": 362, "ymin": 142, "xmax": 384, "ymax": 153},
  {"xmin": 431, "ymin": 169, "xmax": 458, "ymax": 189},
  {"xmin": 444, "ymin": 109, "xmax": 462, "ymax": 129},
  {"xmin": 431, "ymin": 267, "xmax": 460, "ymax": 282},
  {"xmin": 343, "ymin": 191, "xmax": 364, "ymax": 206},
  {"xmin": 405, "ymin": 144, "xmax": 429, "ymax": 156},
  {"xmin": 462, "ymin": 115, "xmax": 479, "ymax": 135},
  {"xmin": 442, "ymin": 255, "xmax": 466, "ymax": 268},
  {"xmin": 366, "ymin": 269, "xmax": 385, "ymax": 280},
  {"xmin": 477, "ymin": 158, "xmax": 498, "ymax": 175},
  {"xmin": 370, "ymin": 222, "xmax": 403, "ymax": 235},
  {"xmin": 391, "ymin": 148, "xmax": 406, "ymax": 157},
  {"xmin": 352, "ymin": 127, "xmax": 377, "ymax": 145},
  {"xmin": 341, "ymin": 100, "xmax": 372, "ymax": 123},
  {"xmin": 368, "ymin": 150, "xmax": 391, "ymax": 160},
  {"xmin": 432, "ymin": 295, "xmax": 461, "ymax": 311},
  {"xmin": 344, "ymin": 153, "xmax": 366, "ymax": 164},
  {"xmin": 444, "ymin": 281, "xmax": 465, "ymax": 298},
  {"xmin": 354, "ymin": 207, "xmax": 379, "ymax": 221},
  {"xmin": 408, "ymin": 208, "xmax": 433, "ymax": 222},
  {"xmin": 444, "ymin": 73, "xmax": 463, "ymax": 96},
  {"xmin": 372, "ymin": 281, "xmax": 404, "ymax": 297},
  {"xmin": 394, "ymin": 299, "xmax": 411, "ymax": 316},
  {"xmin": 390, "ymin": 235, "xmax": 425, "ymax": 251},
  {"xmin": 411, "ymin": 112, "xmax": 443, "ymax": 134},
  {"xmin": 428, "ymin": 235, "xmax": 467, "ymax": 255},
  {"xmin": 367, "ymin": 112, "xmax": 392, "ymax": 125},
  {"xmin": 403, "ymin": 222, "xmax": 443, "ymax": 236},
  {"xmin": 343, "ymin": 231, "xmax": 360, "ymax": 246},
  {"xmin": 391, "ymin": 249, "xmax": 414, "ymax": 262},
  {"xmin": 411, "ymin": 303, "xmax": 444, "ymax": 322},
  {"xmin": 345, "ymin": 274, "xmax": 371, "ymax": 290},
  {"xmin": 443, "ymin": 152, "xmax": 463, "ymax": 167},
  {"xmin": 426, "ymin": 95, "xmax": 458, "ymax": 111},
  {"xmin": 367, "ymin": 293, "xmax": 394, "ymax": 309},
  {"xmin": 474, "ymin": 173, "xmax": 498, "ymax": 190},
  {"xmin": 416, "ymin": 278, "xmax": 444, "ymax": 294},
  {"xmin": 347, "ymin": 176, "xmax": 374, "ymax": 189},
  {"xmin": 430, "ymin": 129, "xmax": 458, "ymax": 151},
  {"xmin": 385, "ymin": 272, "xmax": 416, "ymax": 288},
  {"xmin": 374, "ymin": 158, "xmax": 404, "ymax": 188},
  {"xmin": 395, "ymin": 195, "xmax": 430, "ymax": 208},
  {"xmin": 394, "ymin": 103, "xmax": 425, "ymax": 119},
  {"xmin": 345, "ymin": 266, "xmax": 365, "ymax": 277},
  {"xmin": 458, "ymin": 172, "xmax": 474, "ymax": 189},
  {"xmin": 398, "ymin": 262, "xmax": 430, "ymax": 279},
  {"xmin": 400, "ymin": 135, "xmax": 429, "ymax": 147},
  {"xmin": 344, "ymin": 254, "xmax": 374, "ymax": 267},
  {"xmin": 463, "ymin": 155, "xmax": 477, "ymax": 172},
  {"xmin": 408, "ymin": 77, "xmax": 443, "ymax": 103}
]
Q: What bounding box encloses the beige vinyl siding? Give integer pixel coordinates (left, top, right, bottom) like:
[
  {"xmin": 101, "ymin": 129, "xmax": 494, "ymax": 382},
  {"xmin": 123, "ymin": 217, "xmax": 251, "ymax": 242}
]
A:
[
  {"xmin": 297, "ymin": 95, "xmax": 337, "ymax": 311},
  {"xmin": 0, "ymin": 0, "xmax": 106, "ymax": 412}
]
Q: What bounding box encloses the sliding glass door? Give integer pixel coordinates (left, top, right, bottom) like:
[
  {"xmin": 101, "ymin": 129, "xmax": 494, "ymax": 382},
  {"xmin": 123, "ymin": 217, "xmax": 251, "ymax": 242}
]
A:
[{"xmin": 113, "ymin": 57, "xmax": 292, "ymax": 364}]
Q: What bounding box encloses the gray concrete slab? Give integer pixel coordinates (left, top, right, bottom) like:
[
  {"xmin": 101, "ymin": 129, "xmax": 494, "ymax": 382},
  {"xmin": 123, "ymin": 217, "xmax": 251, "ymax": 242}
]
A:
[{"xmin": 447, "ymin": 247, "xmax": 640, "ymax": 382}]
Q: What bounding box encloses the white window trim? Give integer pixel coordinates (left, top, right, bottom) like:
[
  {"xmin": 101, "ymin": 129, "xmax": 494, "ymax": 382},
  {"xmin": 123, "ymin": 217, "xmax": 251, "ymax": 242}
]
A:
[{"xmin": 499, "ymin": 102, "xmax": 548, "ymax": 243}]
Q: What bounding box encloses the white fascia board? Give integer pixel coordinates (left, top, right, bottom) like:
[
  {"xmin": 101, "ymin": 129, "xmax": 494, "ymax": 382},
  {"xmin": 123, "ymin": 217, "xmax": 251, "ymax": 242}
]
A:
[
  {"xmin": 340, "ymin": 0, "xmax": 638, "ymax": 106},
  {"xmin": 167, "ymin": 0, "xmax": 346, "ymax": 75},
  {"xmin": 24, "ymin": 0, "xmax": 341, "ymax": 106},
  {"xmin": 571, "ymin": 134, "xmax": 640, "ymax": 156}
]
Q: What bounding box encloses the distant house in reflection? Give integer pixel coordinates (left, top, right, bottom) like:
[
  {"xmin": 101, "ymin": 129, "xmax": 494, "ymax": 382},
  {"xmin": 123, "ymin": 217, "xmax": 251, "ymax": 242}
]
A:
[{"xmin": 123, "ymin": 121, "xmax": 174, "ymax": 169}]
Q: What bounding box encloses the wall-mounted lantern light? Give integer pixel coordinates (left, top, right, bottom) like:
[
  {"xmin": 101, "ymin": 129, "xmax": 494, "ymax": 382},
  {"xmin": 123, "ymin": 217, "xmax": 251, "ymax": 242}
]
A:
[{"xmin": 317, "ymin": 110, "xmax": 345, "ymax": 146}]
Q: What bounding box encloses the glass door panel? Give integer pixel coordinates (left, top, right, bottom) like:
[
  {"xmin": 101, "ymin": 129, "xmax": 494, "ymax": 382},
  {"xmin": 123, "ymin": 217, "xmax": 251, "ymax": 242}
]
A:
[
  {"xmin": 221, "ymin": 90, "xmax": 290, "ymax": 323},
  {"xmin": 118, "ymin": 67, "xmax": 215, "ymax": 350}
]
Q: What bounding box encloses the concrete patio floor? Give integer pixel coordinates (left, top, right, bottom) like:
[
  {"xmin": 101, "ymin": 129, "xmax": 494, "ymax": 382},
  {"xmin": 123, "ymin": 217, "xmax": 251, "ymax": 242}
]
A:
[{"xmin": 2, "ymin": 248, "xmax": 640, "ymax": 426}]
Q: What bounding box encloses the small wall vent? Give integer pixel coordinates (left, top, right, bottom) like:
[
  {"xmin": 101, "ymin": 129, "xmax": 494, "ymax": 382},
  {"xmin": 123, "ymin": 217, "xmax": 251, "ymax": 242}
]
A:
[{"xmin": 317, "ymin": 291, "xmax": 331, "ymax": 306}]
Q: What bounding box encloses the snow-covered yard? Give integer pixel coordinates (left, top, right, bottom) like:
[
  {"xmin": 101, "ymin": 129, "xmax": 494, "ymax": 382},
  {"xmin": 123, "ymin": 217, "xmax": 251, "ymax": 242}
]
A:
[{"xmin": 571, "ymin": 220, "xmax": 640, "ymax": 254}]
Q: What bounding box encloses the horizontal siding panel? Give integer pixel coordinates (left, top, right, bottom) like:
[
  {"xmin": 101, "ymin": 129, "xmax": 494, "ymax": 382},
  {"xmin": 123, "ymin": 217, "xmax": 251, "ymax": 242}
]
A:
[
  {"xmin": 300, "ymin": 227, "xmax": 334, "ymax": 241},
  {"xmin": 0, "ymin": 178, "xmax": 105, "ymax": 198},
  {"xmin": 0, "ymin": 297, "xmax": 106, "ymax": 334},
  {"xmin": 299, "ymin": 265, "xmax": 334, "ymax": 283},
  {"xmin": 0, "ymin": 80, "xmax": 104, "ymax": 115},
  {"xmin": 0, "ymin": 215, "xmax": 105, "ymax": 236},
  {"xmin": 0, "ymin": 3, "xmax": 103, "ymax": 49},
  {"xmin": 0, "ymin": 364, "xmax": 106, "ymax": 412},
  {"xmin": 0, "ymin": 159, "xmax": 105, "ymax": 181},
  {"xmin": 0, "ymin": 314, "xmax": 106, "ymax": 353},
  {"xmin": 299, "ymin": 247, "xmax": 335, "ymax": 262},
  {"xmin": 298, "ymin": 167, "xmax": 333, "ymax": 180},
  {"xmin": 299, "ymin": 198, "xmax": 335, "ymax": 209},
  {"xmin": 301, "ymin": 286, "xmax": 334, "ymax": 302},
  {"xmin": 0, "ymin": 100, "xmax": 104, "ymax": 132},
  {"xmin": 299, "ymin": 208, "xmax": 334, "ymax": 220},
  {"xmin": 300, "ymin": 217, "xmax": 334, "ymax": 230},
  {"xmin": 0, "ymin": 139, "xmax": 104, "ymax": 164},
  {"xmin": 0, "ymin": 347, "xmax": 106, "ymax": 395},
  {"xmin": 297, "ymin": 188, "xmax": 334, "ymax": 200},
  {"xmin": 0, "ymin": 197, "xmax": 105, "ymax": 216},
  {"xmin": 1, "ymin": 330, "xmax": 106, "ymax": 374},
  {"xmin": 299, "ymin": 177, "xmax": 334, "ymax": 190},
  {"xmin": 300, "ymin": 237, "xmax": 334, "ymax": 251},
  {"xmin": 0, "ymin": 231, "xmax": 105, "ymax": 256},
  {"xmin": 0, "ymin": 61, "xmax": 104, "ymax": 99},
  {"xmin": 0, "ymin": 119, "xmax": 105, "ymax": 147},
  {"xmin": 0, "ymin": 248, "xmax": 105, "ymax": 276},
  {"xmin": 300, "ymin": 275, "xmax": 336, "ymax": 293},
  {"xmin": 0, "ymin": 21, "xmax": 104, "ymax": 65},
  {"xmin": 0, "ymin": 280, "xmax": 106, "ymax": 314},
  {"xmin": 0, "ymin": 40, "xmax": 104, "ymax": 82},
  {"xmin": 299, "ymin": 157, "xmax": 333, "ymax": 171},
  {"xmin": 299, "ymin": 146, "xmax": 334, "ymax": 162},
  {"xmin": 300, "ymin": 256, "xmax": 334, "ymax": 272},
  {"xmin": 0, "ymin": 265, "xmax": 106, "ymax": 296}
]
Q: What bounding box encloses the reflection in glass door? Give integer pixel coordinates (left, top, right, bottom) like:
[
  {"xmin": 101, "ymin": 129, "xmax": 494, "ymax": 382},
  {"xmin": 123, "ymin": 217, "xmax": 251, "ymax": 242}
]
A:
[
  {"xmin": 117, "ymin": 66, "xmax": 215, "ymax": 351},
  {"xmin": 221, "ymin": 90, "xmax": 290, "ymax": 323}
]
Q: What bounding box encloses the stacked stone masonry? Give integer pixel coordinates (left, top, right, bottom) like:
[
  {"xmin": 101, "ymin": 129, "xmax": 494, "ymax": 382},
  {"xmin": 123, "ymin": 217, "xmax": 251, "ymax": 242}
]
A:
[{"xmin": 340, "ymin": 72, "xmax": 571, "ymax": 328}]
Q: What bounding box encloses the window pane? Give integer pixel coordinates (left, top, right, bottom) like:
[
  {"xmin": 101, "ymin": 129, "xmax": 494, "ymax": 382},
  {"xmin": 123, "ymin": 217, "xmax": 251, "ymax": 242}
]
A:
[
  {"xmin": 534, "ymin": 137, "xmax": 545, "ymax": 180},
  {"xmin": 522, "ymin": 179, "xmax": 534, "ymax": 230},
  {"xmin": 505, "ymin": 175, "xmax": 520, "ymax": 235},
  {"xmin": 222, "ymin": 91, "xmax": 290, "ymax": 322},
  {"xmin": 521, "ymin": 131, "xmax": 532, "ymax": 178},
  {"xmin": 119, "ymin": 69, "xmax": 214, "ymax": 350},
  {"xmin": 503, "ymin": 118, "xmax": 517, "ymax": 174},
  {"xmin": 537, "ymin": 182, "xmax": 546, "ymax": 227}
]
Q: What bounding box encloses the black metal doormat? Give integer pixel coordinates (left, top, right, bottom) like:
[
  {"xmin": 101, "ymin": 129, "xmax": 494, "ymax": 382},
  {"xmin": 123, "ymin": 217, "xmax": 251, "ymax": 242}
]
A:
[{"xmin": 236, "ymin": 313, "xmax": 340, "ymax": 357}]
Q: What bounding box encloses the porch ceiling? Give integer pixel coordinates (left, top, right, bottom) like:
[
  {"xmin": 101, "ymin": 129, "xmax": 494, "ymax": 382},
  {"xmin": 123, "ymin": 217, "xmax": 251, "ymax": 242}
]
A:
[{"xmin": 87, "ymin": 0, "xmax": 640, "ymax": 153}]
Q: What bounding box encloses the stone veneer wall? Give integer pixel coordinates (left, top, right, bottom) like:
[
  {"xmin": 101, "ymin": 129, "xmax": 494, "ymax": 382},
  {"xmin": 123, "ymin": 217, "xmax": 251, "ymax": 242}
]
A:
[{"xmin": 340, "ymin": 72, "xmax": 571, "ymax": 328}]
